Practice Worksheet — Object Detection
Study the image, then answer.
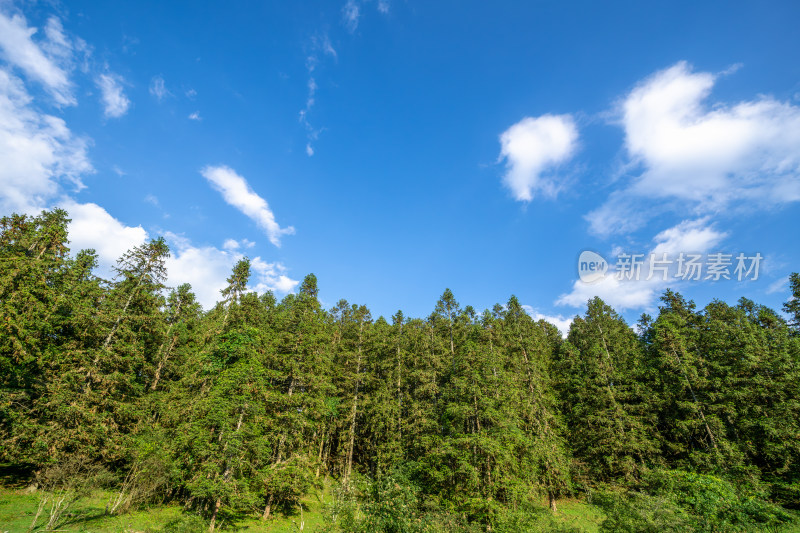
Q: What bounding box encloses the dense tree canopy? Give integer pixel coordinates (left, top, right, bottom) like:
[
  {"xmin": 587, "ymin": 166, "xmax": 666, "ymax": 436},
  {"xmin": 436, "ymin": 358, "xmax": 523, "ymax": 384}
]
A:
[{"xmin": 1, "ymin": 209, "xmax": 798, "ymax": 531}]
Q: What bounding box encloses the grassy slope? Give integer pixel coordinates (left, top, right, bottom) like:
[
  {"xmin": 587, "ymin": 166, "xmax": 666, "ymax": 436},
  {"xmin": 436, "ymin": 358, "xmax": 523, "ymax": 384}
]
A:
[
  {"xmin": 4, "ymin": 487, "xmax": 800, "ymax": 532},
  {"xmin": 0, "ymin": 487, "xmax": 604, "ymax": 533}
]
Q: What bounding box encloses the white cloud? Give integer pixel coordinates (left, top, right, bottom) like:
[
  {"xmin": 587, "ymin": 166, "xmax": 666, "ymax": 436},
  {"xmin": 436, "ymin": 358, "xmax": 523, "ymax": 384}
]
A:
[
  {"xmin": 63, "ymin": 200, "xmax": 148, "ymax": 277},
  {"xmin": 40, "ymin": 18, "xmax": 73, "ymax": 63},
  {"xmin": 149, "ymin": 75, "xmax": 170, "ymax": 101},
  {"xmin": 201, "ymin": 165, "xmax": 294, "ymax": 247},
  {"xmin": 165, "ymin": 233, "xmax": 298, "ymax": 309},
  {"xmin": 522, "ymin": 305, "xmax": 573, "ymax": 338},
  {"xmin": 650, "ymin": 217, "xmax": 726, "ymax": 256},
  {"xmin": 299, "ymin": 34, "xmax": 336, "ymax": 156},
  {"xmin": 0, "ymin": 68, "xmax": 91, "ymax": 214},
  {"xmin": 0, "ymin": 11, "xmax": 75, "ymax": 105},
  {"xmin": 222, "ymin": 238, "xmax": 257, "ymax": 251},
  {"xmin": 318, "ymin": 34, "xmax": 337, "ymax": 61},
  {"xmin": 499, "ymin": 114, "xmax": 578, "ymax": 202},
  {"xmin": 558, "ymin": 218, "xmax": 725, "ymax": 311},
  {"xmin": 343, "ymin": 0, "xmax": 360, "ymax": 32},
  {"xmin": 251, "ymin": 257, "xmax": 300, "ymax": 294},
  {"xmin": 766, "ymin": 276, "xmax": 789, "ymax": 295},
  {"xmin": 164, "ymin": 235, "xmax": 235, "ymax": 308},
  {"xmin": 588, "ymin": 61, "xmax": 800, "ymax": 236},
  {"xmin": 188, "ymin": 110, "xmax": 201, "ymax": 121},
  {"xmin": 144, "ymin": 194, "xmax": 159, "ymax": 206},
  {"xmin": 377, "ymin": 0, "xmax": 390, "ymax": 14},
  {"xmin": 557, "ymin": 273, "xmax": 659, "ymax": 311},
  {"xmin": 96, "ymin": 73, "xmax": 130, "ymax": 118}
]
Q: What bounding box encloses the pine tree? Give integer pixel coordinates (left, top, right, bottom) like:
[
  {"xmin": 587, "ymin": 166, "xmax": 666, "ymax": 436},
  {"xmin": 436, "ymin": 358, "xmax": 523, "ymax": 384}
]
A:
[
  {"xmin": 556, "ymin": 297, "xmax": 657, "ymax": 485},
  {"xmin": 784, "ymin": 273, "xmax": 800, "ymax": 332}
]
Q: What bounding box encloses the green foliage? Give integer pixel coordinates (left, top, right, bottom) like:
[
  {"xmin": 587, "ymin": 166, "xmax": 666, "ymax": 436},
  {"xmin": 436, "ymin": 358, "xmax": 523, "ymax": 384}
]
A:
[
  {"xmin": 1, "ymin": 209, "xmax": 799, "ymax": 531},
  {"xmin": 592, "ymin": 469, "xmax": 795, "ymax": 532}
]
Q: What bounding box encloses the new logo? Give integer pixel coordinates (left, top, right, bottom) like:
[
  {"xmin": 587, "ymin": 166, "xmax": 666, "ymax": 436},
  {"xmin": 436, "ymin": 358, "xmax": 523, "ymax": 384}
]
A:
[{"xmin": 578, "ymin": 250, "xmax": 608, "ymax": 283}]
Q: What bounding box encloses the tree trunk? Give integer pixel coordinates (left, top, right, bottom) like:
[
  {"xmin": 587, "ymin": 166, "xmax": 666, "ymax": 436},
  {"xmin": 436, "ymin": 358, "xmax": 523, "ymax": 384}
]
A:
[
  {"xmin": 151, "ymin": 332, "xmax": 178, "ymax": 390},
  {"xmin": 670, "ymin": 344, "xmax": 720, "ymax": 455},
  {"xmin": 344, "ymin": 322, "xmax": 364, "ymax": 486},
  {"xmin": 262, "ymin": 493, "xmax": 274, "ymax": 520}
]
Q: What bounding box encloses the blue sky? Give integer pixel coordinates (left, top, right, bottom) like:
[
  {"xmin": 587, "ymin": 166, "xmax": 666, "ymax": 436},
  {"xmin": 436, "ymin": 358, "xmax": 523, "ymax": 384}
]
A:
[{"xmin": 1, "ymin": 0, "xmax": 799, "ymax": 331}]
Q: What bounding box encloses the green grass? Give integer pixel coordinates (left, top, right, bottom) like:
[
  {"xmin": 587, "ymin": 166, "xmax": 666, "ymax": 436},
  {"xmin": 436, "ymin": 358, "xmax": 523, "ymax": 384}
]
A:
[
  {"xmin": 0, "ymin": 487, "xmax": 328, "ymax": 532},
  {"xmin": 553, "ymin": 498, "xmax": 605, "ymax": 532},
  {"xmin": 0, "ymin": 485, "xmax": 611, "ymax": 533}
]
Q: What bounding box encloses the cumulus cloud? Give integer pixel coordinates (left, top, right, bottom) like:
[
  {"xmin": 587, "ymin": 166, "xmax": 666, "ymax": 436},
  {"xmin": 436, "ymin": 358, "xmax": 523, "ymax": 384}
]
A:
[
  {"xmin": 499, "ymin": 114, "xmax": 578, "ymax": 202},
  {"xmin": 201, "ymin": 165, "xmax": 294, "ymax": 247},
  {"xmin": 557, "ymin": 218, "xmax": 726, "ymax": 310},
  {"xmin": 221, "ymin": 238, "xmax": 256, "ymax": 251},
  {"xmin": 557, "ymin": 273, "xmax": 660, "ymax": 311},
  {"xmin": 588, "ymin": 61, "xmax": 800, "ymax": 236},
  {"xmin": 0, "ymin": 11, "xmax": 75, "ymax": 105},
  {"xmin": 96, "ymin": 73, "xmax": 130, "ymax": 118},
  {"xmin": 650, "ymin": 217, "xmax": 727, "ymax": 256},
  {"xmin": 522, "ymin": 305, "xmax": 573, "ymax": 338},
  {"xmin": 165, "ymin": 233, "xmax": 298, "ymax": 309},
  {"xmin": 222, "ymin": 238, "xmax": 240, "ymax": 251},
  {"xmin": 251, "ymin": 257, "xmax": 300, "ymax": 294},
  {"xmin": 63, "ymin": 200, "xmax": 149, "ymax": 277},
  {"xmin": 0, "ymin": 69, "xmax": 91, "ymax": 214},
  {"xmin": 0, "ymin": 8, "xmax": 300, "ymax": 307}
]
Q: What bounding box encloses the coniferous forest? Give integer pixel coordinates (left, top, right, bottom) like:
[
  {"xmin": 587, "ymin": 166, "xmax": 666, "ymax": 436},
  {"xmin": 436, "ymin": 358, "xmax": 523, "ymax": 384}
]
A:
[{"xmin": 2, "ymin": 209, "xmax": 800, "ymax": 532}]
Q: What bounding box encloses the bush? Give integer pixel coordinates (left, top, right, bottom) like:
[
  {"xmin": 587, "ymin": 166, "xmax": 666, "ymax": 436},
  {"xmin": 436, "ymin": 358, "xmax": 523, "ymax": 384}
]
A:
[{"xmin": 591, "ymin": 469, "xmax": 795, "ymax": 533}]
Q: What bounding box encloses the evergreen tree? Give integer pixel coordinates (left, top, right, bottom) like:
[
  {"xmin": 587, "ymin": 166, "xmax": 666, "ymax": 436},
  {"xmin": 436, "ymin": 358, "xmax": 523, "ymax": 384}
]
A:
[{"xmin": 556, "ymin": 297, "xmax": 657, "ymax": 485}]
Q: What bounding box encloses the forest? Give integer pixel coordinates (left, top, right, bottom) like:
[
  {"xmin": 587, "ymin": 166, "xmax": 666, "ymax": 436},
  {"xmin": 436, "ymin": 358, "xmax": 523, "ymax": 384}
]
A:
[{"xmin": 1, "ymin": 209, "xmax": 799, "ymax": 532}]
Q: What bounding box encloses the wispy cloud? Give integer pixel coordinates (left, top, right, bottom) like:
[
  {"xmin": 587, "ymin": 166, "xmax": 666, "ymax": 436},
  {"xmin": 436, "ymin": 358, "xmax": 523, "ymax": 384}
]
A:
[
  {"xmin": 499, "ymin": 114, "xmax": 579, "ymax": 202},
  {"xmin": 96, "ymin": 72, "xmax": 130, "ymax": 118},
  {"xmin": 149, "ymin": 74, "xmax": 171, "ymax": 101},
  {"xmin": 188, "ymin": 110, "xmax": 201, "ymax": 121},
  {"xmin": 201, "ymin": 165, "xmax": 294, "ymax": 247},
  {"xmin": 342, "ymin": 0, "xmax": 360, "ymax": 32},
  {"xmin": 0, "ymin": 11, "xmax": 76, "ymax": 105},
  {"xmin": 0, "ymin": 68, "xmax": 91, "ymax": 214},
  {"xmin": 766, "ymin": 276, "xmax": 790, "ymax": 295},
  {"xmin": 300, "ymin": 34, "xmax": 337, "ymax": 156}
]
